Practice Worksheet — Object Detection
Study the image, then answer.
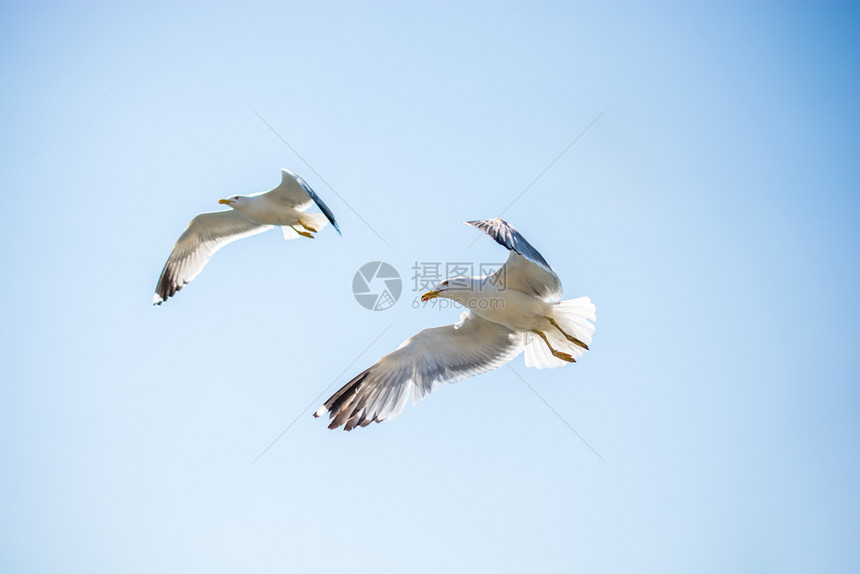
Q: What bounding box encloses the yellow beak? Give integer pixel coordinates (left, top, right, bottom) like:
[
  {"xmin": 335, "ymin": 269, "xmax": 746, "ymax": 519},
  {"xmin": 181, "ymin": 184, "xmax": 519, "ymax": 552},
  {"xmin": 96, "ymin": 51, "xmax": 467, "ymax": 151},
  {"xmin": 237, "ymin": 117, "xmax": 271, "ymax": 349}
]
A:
[
  {"xmin": 218, "ymin": 198, "xmax": 234, "ymax": 205},
  {"xmin": 421, "ymin": 290, "xmax": 442, "ymax": 302}
]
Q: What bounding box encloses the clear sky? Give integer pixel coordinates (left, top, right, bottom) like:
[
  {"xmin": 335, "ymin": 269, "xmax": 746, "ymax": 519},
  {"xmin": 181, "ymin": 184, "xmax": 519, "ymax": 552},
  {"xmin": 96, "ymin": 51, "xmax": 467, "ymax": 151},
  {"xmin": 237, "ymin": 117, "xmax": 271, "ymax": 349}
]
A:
[{"xmin": 1, "ymin": 1, "xmax": 859, "ymax": 572}]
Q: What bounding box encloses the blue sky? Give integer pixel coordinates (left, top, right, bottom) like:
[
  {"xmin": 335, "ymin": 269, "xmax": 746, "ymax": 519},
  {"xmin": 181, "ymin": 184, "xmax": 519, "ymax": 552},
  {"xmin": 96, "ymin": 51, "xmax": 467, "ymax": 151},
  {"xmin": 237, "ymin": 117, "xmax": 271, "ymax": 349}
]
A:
[{"xmin": 1, "ymin": 1, "xmax": 859, "ymax": 572}]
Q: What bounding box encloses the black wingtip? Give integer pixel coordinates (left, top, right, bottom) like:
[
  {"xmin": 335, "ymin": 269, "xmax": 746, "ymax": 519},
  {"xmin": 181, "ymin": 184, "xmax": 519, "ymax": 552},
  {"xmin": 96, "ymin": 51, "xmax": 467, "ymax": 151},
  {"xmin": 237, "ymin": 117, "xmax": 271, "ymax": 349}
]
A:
[{"xmin": 316, "ymin": 368, "xmax": 375, "ymax": 431}]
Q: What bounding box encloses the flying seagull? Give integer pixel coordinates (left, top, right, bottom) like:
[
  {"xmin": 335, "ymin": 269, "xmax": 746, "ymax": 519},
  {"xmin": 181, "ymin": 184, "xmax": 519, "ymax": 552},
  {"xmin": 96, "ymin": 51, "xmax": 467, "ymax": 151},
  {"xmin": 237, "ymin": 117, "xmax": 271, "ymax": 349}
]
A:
[
  {"xmin": 314, "ymin": 218, "xmax": 595, "ymax": 431},
  {"xmin": 153, "ymin": 169, "xmax": 340, "ymax": 305}
]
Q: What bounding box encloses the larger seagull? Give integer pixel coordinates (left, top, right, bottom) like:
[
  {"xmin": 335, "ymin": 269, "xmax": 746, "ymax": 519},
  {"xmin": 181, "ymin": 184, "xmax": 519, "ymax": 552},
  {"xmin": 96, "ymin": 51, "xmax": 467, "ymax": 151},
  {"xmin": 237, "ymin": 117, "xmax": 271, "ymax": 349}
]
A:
[
  {"xmin": 315, "ymin": 218, "xmax": 596, "ymax": 431},
  {"xmin": 153, "ymin": 169, "xmax": 340, "ymax": 305}
]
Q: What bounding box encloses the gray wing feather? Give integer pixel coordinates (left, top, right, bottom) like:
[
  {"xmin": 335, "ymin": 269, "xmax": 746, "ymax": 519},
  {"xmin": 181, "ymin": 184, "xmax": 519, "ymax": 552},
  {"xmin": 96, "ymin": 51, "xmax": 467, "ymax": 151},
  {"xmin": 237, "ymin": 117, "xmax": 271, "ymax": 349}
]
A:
[
  {"xmin": 466, "ymin": 218, "xmax": 563, "ymax": 301},
  {"xmin": 466, "ymin": 218, "xmax": 552, "ymax": 270},
  {"xmin": 153, "ymin": 210, "xmax": 271, "ymax": 304},
  {"xmin": 315, "ymin": 313, "xmax": 523, "ymax": 430}
]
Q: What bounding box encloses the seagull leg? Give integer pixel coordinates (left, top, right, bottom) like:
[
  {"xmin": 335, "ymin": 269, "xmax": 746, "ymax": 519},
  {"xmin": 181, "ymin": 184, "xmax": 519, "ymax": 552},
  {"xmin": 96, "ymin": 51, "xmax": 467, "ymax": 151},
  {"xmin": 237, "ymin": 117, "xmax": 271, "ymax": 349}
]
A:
[
  {"xmin": 290, "ymin": 226, "xmax": 315, "ymax": 239},
  {"xmin": 299, "ymin": 220, "xmax": 319, "ymax": 233},
  {"xmin": 532, "ymin": 330, "xmax": 576, "ymax": 363},
  {"xmin": 544, "ymin": 316, "xmax": 589, "ymax": 350}
]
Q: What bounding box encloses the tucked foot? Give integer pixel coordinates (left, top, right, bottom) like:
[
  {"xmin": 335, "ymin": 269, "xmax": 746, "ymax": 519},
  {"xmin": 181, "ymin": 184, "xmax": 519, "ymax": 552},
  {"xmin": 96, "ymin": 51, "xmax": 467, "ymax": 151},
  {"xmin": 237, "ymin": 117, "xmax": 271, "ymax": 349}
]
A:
[
  {"xmin": 532, "ymin": 329, "xmax": 577, "ymax": 363},
  {"xmin": 545, "ymin": 316, "xmax": 589, "ymax": 350},
  {"xmin": 291, "ymin": 226, "xmax": 315, "ymax": 239},
  {"xmin": 299, "ymin": 221, "xmax": 319, "ymax": 233}
]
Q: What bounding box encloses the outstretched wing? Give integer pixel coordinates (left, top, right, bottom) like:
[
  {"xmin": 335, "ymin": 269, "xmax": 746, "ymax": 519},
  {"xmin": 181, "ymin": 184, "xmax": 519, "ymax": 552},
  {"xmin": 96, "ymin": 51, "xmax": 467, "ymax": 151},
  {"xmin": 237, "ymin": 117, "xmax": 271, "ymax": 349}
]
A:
[
  {"xmin": 153, "ymin": 210, "xmax": 271, "ymax": 305},
  {"xmin": 262, "ymin": 169, "xmax": 341, "ymax": 235},
  {"xmin": 466, "ymin": 218, "xmax": 563, "ymax": 301},
  {"xmin": 314, "ymin": 313, "xmax": 523, "ymax": 430}
]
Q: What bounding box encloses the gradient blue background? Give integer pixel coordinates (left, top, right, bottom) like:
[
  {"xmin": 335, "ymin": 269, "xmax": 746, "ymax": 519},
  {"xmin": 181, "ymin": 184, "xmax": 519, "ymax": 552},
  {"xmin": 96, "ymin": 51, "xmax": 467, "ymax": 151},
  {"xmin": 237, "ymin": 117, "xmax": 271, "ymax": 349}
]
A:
[{"xmin": 2, "ymin": 1, "xmax": 858, "ymax": 572}]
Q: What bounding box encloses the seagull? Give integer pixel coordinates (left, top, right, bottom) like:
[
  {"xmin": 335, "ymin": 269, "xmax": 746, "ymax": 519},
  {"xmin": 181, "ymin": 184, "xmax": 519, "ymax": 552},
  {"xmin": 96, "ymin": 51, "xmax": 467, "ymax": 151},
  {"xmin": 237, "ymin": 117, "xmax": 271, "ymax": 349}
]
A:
[
  {"xmin": 153, "ymin": 169, "xmax": 340, "ymax": 305},
  {"xmin": 314, "ymin": 218, "xmax": 596, "ymax": 431}
]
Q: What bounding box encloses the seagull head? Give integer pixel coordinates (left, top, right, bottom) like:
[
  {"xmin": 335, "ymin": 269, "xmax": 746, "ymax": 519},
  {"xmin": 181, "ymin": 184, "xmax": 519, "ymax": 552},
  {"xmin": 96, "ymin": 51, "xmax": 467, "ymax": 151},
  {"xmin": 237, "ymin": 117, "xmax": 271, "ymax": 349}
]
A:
[
  {"xmin": 421, "ymin": 277, "xmax": 475, "ymax": 303},
  {"xmin": 218, "ymin": 195, "xmax": 245, "ymax": 208}
]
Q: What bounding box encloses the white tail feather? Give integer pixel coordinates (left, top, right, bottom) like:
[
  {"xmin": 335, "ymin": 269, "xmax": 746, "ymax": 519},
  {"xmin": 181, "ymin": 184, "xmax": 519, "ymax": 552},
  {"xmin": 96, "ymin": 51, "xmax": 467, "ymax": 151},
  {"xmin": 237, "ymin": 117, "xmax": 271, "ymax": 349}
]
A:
[
  {"xmin": 282, "ymin": 226, "xmax": 301, "ymax": 240},
  {"xmin": 524, "ymin": 332, "xmax": 568, "ymax": 369},
  {"xmin": 299, "ymin": 212, "xmax": 329, "ymax": 233},
  {"xmin": 523, "ymin": 296, "xmax": 596, "ymax": 369}
]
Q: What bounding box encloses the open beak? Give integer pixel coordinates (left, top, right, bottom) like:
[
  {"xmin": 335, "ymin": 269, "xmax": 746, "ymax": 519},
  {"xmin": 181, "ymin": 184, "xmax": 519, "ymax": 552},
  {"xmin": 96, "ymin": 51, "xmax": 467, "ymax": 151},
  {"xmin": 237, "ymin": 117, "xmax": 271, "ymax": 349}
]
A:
[
  {"xmin": 421, "ymin": 290, "xmax": 442, "ymax": 302},
  {"xmin": 218, "ymin": 198, "xmax": 234, "ymax": 205}
]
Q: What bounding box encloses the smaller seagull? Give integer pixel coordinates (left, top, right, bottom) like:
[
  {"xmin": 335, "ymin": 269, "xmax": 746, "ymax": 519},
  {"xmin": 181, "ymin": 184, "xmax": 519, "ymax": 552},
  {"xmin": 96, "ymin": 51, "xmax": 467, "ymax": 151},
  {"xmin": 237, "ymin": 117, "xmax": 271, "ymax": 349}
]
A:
[
  {"xmin": 314, "ymin": 218, "xmax": 596, "ymax": 431},
  {"xmin": 153, "ymin": 169, "xmax": 340, "ymax": 305}
]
